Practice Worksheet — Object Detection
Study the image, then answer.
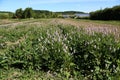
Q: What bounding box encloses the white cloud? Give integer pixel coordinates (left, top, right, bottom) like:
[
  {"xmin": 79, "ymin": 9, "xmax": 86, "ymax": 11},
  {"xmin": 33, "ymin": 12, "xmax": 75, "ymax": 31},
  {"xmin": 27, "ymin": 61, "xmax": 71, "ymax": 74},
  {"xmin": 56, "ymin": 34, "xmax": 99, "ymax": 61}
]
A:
[{"xmin": 30, "ymin": 0, "xmax": 117, "ymax": 4}]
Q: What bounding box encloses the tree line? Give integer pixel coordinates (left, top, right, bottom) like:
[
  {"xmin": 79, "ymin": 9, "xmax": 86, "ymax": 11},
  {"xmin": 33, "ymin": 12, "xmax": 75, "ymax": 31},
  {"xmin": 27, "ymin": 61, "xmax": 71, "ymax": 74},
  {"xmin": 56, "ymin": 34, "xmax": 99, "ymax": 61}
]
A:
[
  {"xmin": 13, "ymin": 8, "xmax": 62, "ymax": 19},
  {"xmin": 0, "ymin": 8, "xmax": 62, "ymax": 19},
  {"xmin": 1, "ymin": 5, "xmax": 120, "ymax": 20},
  {"xmin": 90, "ymin": 5, "xmax": 120, "ymax": 20},
  {"xmin": 12, "ymin": 8, "xmax": 34, "ymax": 19},
  {"xmin": 0, "ymin": 7, "xmax": 86, "ymax": 19},
  {"xmin": 34, "ymin": 10, "xmax": 61, "ymax": 18}
]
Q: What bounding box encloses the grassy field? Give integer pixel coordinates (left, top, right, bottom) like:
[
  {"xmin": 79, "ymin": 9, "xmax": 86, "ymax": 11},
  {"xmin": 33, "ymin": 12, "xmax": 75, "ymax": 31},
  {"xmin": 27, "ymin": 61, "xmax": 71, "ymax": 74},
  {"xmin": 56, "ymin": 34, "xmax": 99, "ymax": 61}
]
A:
[
  {"xmin": 76, "ymin": 19, "xmax": 120, "ymax": 26},
  {"xmin": 0, "ymin": 19, "xmax": 120, "ymax": 80}
]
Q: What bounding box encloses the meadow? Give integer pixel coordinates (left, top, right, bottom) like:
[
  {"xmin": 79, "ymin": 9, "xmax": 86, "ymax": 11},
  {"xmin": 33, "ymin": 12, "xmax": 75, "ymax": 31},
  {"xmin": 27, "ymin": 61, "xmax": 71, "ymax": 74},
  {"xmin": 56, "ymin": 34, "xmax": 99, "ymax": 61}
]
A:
[{"xmin": 0, "ymin": 19, "xmax": 120, "ymax": 80}]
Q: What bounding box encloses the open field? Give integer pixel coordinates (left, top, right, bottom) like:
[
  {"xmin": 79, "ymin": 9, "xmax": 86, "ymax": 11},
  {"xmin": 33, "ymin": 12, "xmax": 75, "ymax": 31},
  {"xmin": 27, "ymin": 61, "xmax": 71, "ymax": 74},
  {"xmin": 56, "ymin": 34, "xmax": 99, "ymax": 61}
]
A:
[
  {"xmin": 1, "ymin": 19, "xmax": 120, "ymax": 39},
  {"xmin": 0, "ymin": 19, "xmax": 120, "ymax": 80}
]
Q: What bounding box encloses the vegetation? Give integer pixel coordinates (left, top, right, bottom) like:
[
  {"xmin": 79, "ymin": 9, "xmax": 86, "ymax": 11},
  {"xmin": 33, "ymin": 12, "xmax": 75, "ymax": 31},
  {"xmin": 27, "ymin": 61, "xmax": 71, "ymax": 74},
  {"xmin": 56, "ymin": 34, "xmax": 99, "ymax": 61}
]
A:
[
  {"xmin": 76, "ymin": 19, "xmax": 120, "ymax": 26},
  {"xmin": 15, "ymin": 8, "xmax": 23, "ymax": 19},
  {"xmin": 1, "ymin": 8, "xmax": 86, "ymax": 19},
  {"xmin": 56, "ymin": 11, "xmax": 85, "ymax": 15},
  {"xmin": 0, "ymin": 11, "xmax": 13, "ymax": 19},
  {"xmin": 14, "ymin": 8, "xmax": 34, "ymax": 19},
  {"xmin": 1, "ymin": 5, "xmax": 120, "ymax": 20},
  {"xmin": 23, "ymin": 8, "xmax": 34, "ymax": 18},
  {"xmin": 34, "ymin": 10, "xmax": 60, "ymax": 18},
  {"xmin": 0, "ymin": 19, "xmax": 120, "ymax": 79},
  {"xmin": 13, "ymin": 8, "xmax": 85, "ymax": 19},
  {"xmin": 0, "ymin": 5, "xmax": 120, "ymax": 79},
  {"xmin": 90, "ymin": 5, "xmax": 120, "ymax": 20}
]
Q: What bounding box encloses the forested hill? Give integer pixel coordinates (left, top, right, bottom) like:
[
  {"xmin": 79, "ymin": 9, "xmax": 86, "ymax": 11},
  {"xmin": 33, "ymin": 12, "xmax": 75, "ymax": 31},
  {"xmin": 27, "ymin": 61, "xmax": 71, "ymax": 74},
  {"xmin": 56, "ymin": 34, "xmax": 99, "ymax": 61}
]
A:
[
  {"xmin": 0, "ymin": 10, "xmax": 85, "ymax": 14},
  {"xmin": 34, "ymin": 10, "xmax": 85, "ymax": 14},
  {"xmin": 0, "ymin": 9, "xmax": 86, "ymax": 19},
  {"xmin": 55, "ymin": 11, "xmax": 85, "ymax": 15},
  {"xmin": 34, "ymin": 10, "xmax": 52, "ymax": 14},
  {"xmin": 33, "ymin": 10, "xmax": 86, "ymax": 18},
  {"xmin": 0, "ymin": 11, "xmax": 12, "ymax": 13}
]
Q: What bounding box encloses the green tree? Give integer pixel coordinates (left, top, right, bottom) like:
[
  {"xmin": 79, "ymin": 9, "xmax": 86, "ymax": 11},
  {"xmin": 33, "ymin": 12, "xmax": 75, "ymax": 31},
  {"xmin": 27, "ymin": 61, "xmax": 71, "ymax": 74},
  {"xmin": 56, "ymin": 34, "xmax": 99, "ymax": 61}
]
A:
[
  {"xmin": 90, "ymin": 5, "xmax": 120, "ymax": 20},
  {"xmin": 112, "ymin": 5, "xmax": 120, "ymax": 20},
  {"xmin": 23, "ymin": 7, "xmax": 34, "ymax": 18},
  {"xmin": 15, "ymin": 8, "xmax": 23, "ymax": 19}
]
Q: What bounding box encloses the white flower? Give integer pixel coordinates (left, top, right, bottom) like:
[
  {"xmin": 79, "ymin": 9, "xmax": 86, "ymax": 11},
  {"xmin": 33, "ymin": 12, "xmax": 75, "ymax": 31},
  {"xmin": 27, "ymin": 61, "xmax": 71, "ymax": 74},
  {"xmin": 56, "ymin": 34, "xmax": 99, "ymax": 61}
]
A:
[
  {"xmin": 94, "ymin": 45, "xmax": 97, "ymax": 49},
  {"xmin": 91, "ymin": 70, "xmax": 93, "ymax": 72}
]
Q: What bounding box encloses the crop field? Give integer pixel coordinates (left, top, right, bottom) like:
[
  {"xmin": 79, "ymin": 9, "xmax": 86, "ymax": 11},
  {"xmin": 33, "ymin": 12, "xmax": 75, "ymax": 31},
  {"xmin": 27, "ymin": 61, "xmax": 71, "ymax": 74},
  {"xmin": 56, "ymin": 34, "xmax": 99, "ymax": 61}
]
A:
[{"xmin": 0, "ymin": 19, "xmax": 120, "ymax": 80}]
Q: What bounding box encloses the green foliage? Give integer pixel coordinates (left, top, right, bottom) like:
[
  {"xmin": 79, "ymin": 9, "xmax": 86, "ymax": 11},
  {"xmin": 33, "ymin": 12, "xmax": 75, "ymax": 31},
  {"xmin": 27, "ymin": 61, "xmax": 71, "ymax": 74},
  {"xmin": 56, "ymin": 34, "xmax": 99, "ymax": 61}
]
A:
[
  {"xmin": 56, "ymin": 11, "xmax": 85, "ymax": 15},
  {"xmin": 15, "ymin": 8, "xmax": 23, "ymax": 19},
  {"xmin": 0, "ymin": 13, "xmax": 9, "ymax": 19},
  {"xmin": 14, "ymin": 8, "xmax": 85, "ymax": 19},
  {"xmin": 70, "ymin": 33, "xmax": 120, "ymax": 79},
  {"xmin": 23, "ymin": 8, "xmax": 34, "ymax": 18},
  {"xmin": 75, "ymin": 16, "xmax": 89, "ymax": 19},
  {"xmin": 0, "ymin": 24, "xmax": 120, "ymax": 79},
  {"xmin": 90, "ymin": 5, "xmax": 120, "ymax": 20},
  {"xmin": 0, "ymin": 12, "xmax": 13, "ymax": 19},
  {"xmin": 14, "ymin": 7, "xmax": 34, "ymax": 19},
  {"xmin": 34, "ymin": 10, "xmax": 60, "ymax": 18}
]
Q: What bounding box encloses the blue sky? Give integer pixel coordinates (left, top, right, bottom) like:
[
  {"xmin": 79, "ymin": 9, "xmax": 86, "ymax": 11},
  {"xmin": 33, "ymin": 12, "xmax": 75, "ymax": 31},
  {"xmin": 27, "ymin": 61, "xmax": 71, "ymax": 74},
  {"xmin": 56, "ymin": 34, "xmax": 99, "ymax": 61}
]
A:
[{"xmin": 0, "ymin": 0, "xmax": 120, "ymax": 13}]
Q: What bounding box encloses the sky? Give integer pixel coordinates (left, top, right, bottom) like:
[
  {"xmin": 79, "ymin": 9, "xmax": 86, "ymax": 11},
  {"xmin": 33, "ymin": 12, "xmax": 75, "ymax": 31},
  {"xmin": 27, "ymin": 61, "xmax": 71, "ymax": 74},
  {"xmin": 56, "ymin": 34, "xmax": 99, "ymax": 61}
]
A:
[{"xmin": 0, "ymin": 0, "xmax": 120, "ymax": 13}]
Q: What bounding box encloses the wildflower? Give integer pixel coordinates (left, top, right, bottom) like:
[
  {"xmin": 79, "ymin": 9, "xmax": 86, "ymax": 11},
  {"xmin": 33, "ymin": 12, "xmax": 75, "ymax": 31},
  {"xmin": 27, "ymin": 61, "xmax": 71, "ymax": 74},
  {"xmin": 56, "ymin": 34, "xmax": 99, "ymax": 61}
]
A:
[{"xmin": 94, "ymin": 45, "xmax": 97, "ymax": 49}]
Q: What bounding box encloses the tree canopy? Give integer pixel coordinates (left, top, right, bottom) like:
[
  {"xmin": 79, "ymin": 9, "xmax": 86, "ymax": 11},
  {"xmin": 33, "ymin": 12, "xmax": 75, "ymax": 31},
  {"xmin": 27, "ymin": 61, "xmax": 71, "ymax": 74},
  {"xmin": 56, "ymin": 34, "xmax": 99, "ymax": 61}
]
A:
[
  {"xmin": 90, "ymin": 5, "xmax": 120, "ymax": 20},
  {"xmin": 15, "ymin": 8, "xmax": 23, "ymax": 19},
  {"xmin": 15, "ymin": 7, "xmax": 34, "ymax": 19},
  {"xmin": 23, "ymin": 8, "xmax": 34, "ymax": 18}
]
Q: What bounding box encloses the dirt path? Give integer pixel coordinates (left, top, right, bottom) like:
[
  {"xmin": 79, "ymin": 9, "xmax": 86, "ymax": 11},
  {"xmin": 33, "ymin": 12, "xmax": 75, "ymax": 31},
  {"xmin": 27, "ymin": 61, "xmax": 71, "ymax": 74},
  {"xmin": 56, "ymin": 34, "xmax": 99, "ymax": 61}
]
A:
[{"xmin": 0, "ymin": 19, "xmax": 41, "ymax": 28}]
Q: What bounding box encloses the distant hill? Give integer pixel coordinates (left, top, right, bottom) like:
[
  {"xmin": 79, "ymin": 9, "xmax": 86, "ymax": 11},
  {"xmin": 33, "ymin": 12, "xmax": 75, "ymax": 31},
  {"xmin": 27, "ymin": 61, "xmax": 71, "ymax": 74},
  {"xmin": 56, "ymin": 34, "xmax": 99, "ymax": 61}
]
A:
[
  {"xmin": 33, "ymin": 10, "xmax": 86, "ymax": 15},
  {"xmin": 34, "ymin": 10, "xmax": 52, "ymax": 14},
  {"xmin": 33, "ymin": 10, "xmax": 87, "ymax": 18},
  {"xmin": 33, "ymin": 10, "xmax": 55, "ymax": 18},
  {"xmin": 55, "ymin": 11, "xmax": 85, "ymax": 15},
  {"xmin": 0, "ymin": 11, "xmax": 13, "ymax": 14},
  {"xmin": 0, "ymin": 10, "xmax": 86, "ymax": 16},
  {"xmin": 0, "ymin": 10, "xmax": 87, "ymax": 19}
]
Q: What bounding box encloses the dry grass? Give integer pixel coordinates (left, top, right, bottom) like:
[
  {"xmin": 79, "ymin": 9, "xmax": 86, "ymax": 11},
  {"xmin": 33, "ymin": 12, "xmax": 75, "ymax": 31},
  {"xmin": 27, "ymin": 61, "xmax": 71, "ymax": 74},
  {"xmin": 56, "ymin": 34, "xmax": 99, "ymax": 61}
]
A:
[
  {"xmin": 48, "ymin": 19, "xmax": 120, "ymax": 39},
  {"xmin": 0, "ymin": 18, "xmax": 120, "ymax": 39}
]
